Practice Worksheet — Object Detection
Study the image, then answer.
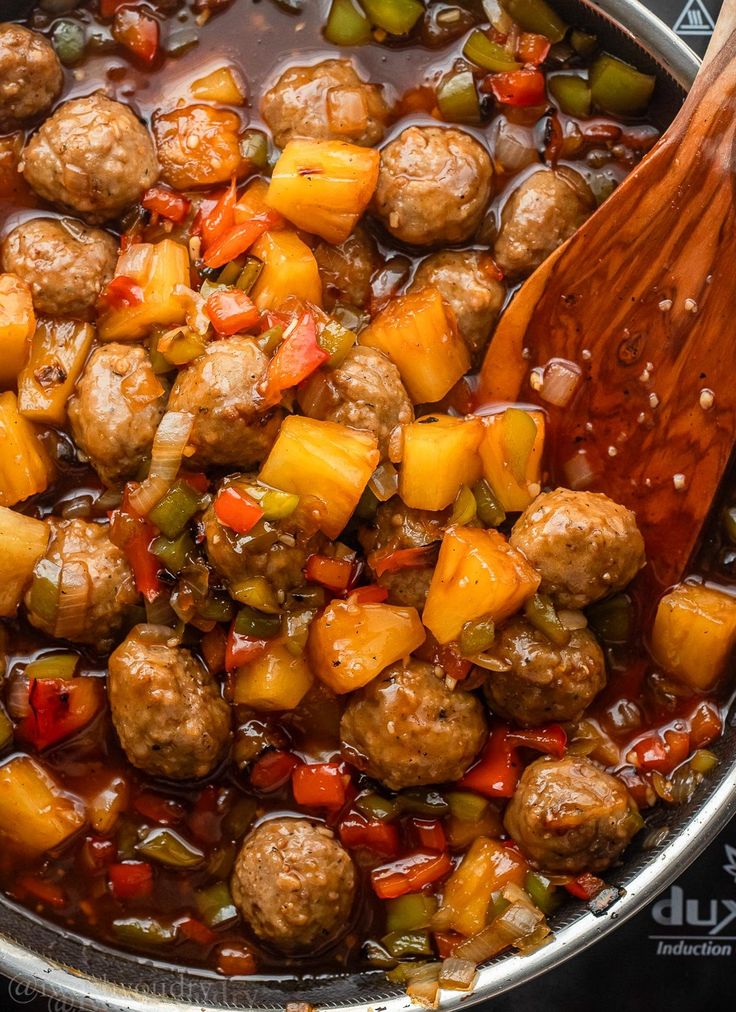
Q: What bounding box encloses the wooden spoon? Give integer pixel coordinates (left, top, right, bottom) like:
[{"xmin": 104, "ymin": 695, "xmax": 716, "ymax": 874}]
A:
[{"xmin": 477, "ymin": 0, "xmax": 736, "ymax": 594}]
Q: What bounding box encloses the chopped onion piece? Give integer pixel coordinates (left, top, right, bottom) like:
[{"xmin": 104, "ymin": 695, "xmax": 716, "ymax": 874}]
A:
[
  {"xmin": 116, "ymin": 242, "xmax": 153, "ymax": 281},
  {"xmin": 173, "ymin": 284, "xmax": 211, "ymax": 337},
  {"xmin": 469, "ymin": 652, "xmax": 511, "ymax": 673},
  {"xmin": 131, "ymin": 623, "xmax": 180, "ymax": 646},
  {"xmin": 558, "ymin": 608, "xmax": 588, "ymax": 630},
  {"xmin": 455, "ymin": 883, "xmax": 549, "ymax": 964},
  {"xmin": 369, "ymin": 461, "xmax": 399, "ymax": 502},
  {"xmin": 538, "ymin": 358, "xmax": 581, "ymax": 407},
  {"xmin": 6, "ymin": 671, "xmax": 31, "ymax": 720},
  {"xmin": 482, "ymin": 0, "xmax": 513, "ymax": 33},
  {"xmin": 388, "ymin": 425, "xmax": 404, "ymax": 464},
  {"xmin": 564, "ymin": 449, "xmax": 595, "ymax": 490},
  {"xmin": 438, "ymin": 957, "xmax": 478, "ymax": 991},
  {"xmin": 128, "ymin": 411, "xmax": 194, "ymax": 517},
  {"xmin": 406, "ymin": 962, "xmax": 441, "ymax": 1009},
  {"xmin": 54, "ymin": 561, "xmax": 90, "ymax": 641}
]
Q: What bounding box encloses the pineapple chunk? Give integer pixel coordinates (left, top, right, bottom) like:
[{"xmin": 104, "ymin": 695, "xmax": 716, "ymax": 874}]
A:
[
  {"xmin": 0, "ymin": 755, "xmax": 85, "ymax": 852},
  {"xmin": 233, "ymin": 640, "xmax": 314, "ymax": 710},
  {"xmin": 360, "ymin": 288, "xmax": 470, "ymax": 404},
  {"xmin": 423, "ymin": 526, "xmax": 540, "ymax": 644},
  {"xmin": 0, "ymin": 391, "xmax": 53, "ymax": 507},
  {"xmin": 433, "ymin": 837, "xmax": 527, "ymax": 937},
  {"xmin": 190, "ymin": 65, "xmax": 246, "ymax": 104},
  {"xmin": 18, "ymin": 318, "xmax": 95, "ymax": 426},
  {"xmin": 250, "ymin": 230, "xmax": 322, "ymax": 311},
  {"xmin": 87, "ymin": 771, "xmax": 130, "ymax": 834},
  {"xmin": 0, "ymin": 506, "xmax": 49, "ymax": 617},
  {"xmin": 98, "ymin": 239, "xmax": 190, "ymax": 342},
  {"xmin": 0, "ymin": 273, "xmax": 35, "ymax": 388},
  {"xmin": 308, "ymin": 598, "xmax": 426, "ymax": 694},
  {"xmin": 400, "ymin": 414, "xmax": 483, "ymax": 510},
  {"xmin": 258, "ymin": 416, "xmax": 379, "ymax": 538},
  {"xmin": 479, "ymin": 409, "xmax": 545, "ymax": 512},
  {"xmin": 651, "ymin": 582, "xmax": 736, "ymax": 690},
  {"xmin": 266, "ymin": 139, "xmax": 380, "ymax": 244}
]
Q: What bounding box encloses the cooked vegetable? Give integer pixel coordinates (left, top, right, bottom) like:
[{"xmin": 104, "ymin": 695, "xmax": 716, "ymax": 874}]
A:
[
  {"xmin": 137, "ymin": 827, "xmax": 205, "ymax": 868},
  {"xmin": 266, "ymin": 139, "xmax": 380, "ymax": 244},
  {"xmin": 437, "ymin": 71, "xmax": 482, "ymax": 125},
  {"xmin": 258, "ymin": 415, "xmax": 379, "ymax": 538},
  {"xmin": 18, "ymin": 319, "xmax": 95, "ymax": 426},
  {"xmin": 399, "ymin": 415, "xmax": 483, "ymax": 511},
  {"xmin": 479, "ymin": 408, "xmax": 545, "ymax": 512},
  {"xmin": 501, "ymin": 0, "xmax": 567, "ymax": 41},
  {"xmin": 308, "ymin": 598, "xmax": 425, "ymax": 693},
  {"xmin": 249, "ymin": 230, "xmax": 323, "ymax": 311},
  {"xmin": 361, "ymin": 0, "xmax": 424, "ymax": 34},
  {"xmin": 17, "ymin": 676, "xmax": 104, "ymax": 751},
  {"xmin": 0, "ymin": 507, "xmax": 48, "ymax": 617},
  {"xmin": 190, "ymin": 65, "xmax": 245, "ymax": 104},
  {"xmin": 454, "ymin": 882, "xmax": 549, "ymax": 961},
  {"xmin": 371, "ymin": 850, "xmax": 453, "ymax": 900},
  {"xmin": 590, "ymin": 53, "xmax": 655, "ymax": 116},
  {"xmin": 0, "ymin": 391, "xmax": 53, "ymax": 507},
  {"xmin": 360, "ymin": 288, "xmax": 469, "ymax": 404},
  {"xmin": 463, "ymin": 30, "xmax": 520, "ymax": 72},
  {"xmin": 324, "ymin": 0, "xmax": 372, "ymax": 45},
  {"xmin": 232, "ymin": 640, "xmax": 314, "ymax": 710},
  {"xmin": 148, "ymin": 480, "xmax": 202, "ymax": 539},
  {"xmin": 128, "ymin": 411, "xmax": 194, "ymax": 517},
  {"xmin": 0, "ymin": 755, "xmax": 85, "ymax": 852},
  {"xmin": 525, "ymin": 592, "xmax": 569, "ymax": 646},
  {"xmin": 292, "ymin": 762, "xmax": 351, "ymax": 809},
  {"xmin": 0, "ymin": 273, "xmax": 34, "ymax": 387},
  {"xmin": 195, "ymin": 881, "xmax": 239, "ymax": 928},
  {"xmin": 386, "ymin": 893, "xmax": 438, "ymax": 933},
  {"xmin": 423, "ymin": 526, "xmax": 541, "ymax": 644},
  {"xmin": 651, "ymin": 582, "xmax": 736, "ymax": 690},
  {"xmin": 549, "ymin": 73, "xmax": 592, "ymax": 117},
  {"xmin": 98, "ymin": 240, "xmax": 190, "ymax": 342},
  {"xmin": 87, "ymin": 772, "xmax": 130, "ymax": 834}
]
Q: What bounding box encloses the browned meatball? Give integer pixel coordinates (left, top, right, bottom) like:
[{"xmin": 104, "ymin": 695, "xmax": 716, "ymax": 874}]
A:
[
  {"xmin": 1, "ymin": 217, "xmax": 118, "ymax": 317},
  {"xmin": 359, "ymin": 499, "xmax": 446, "ymax": 609},
  {"xmin": 340, "ymin": 659, "xmax": 487, "ymax": 790},
  {"xmin": 482, "ymin": 618, "xmax": 606, "ymax": 726},
  {"xmin": 494, "ymin": 167, "xmax": 595, "ymax": 278},
  {"xmin": 409, "ymin": 250, "xmax": 505, "ymax": 359},
  {"xmin": 0, "ymin": 24, "xmax": 62, "ymax": 129},
  {"xmin": 168, "ymin": 337, "xmax": 283, "ymax": 468},
  {"xmin": 262, "ymin": 59, "xmax": 389, "ymax": 149},
  {"xmin": 509, "ymin": 488, "xmax": 646, "ymax": 609},
  {"xmin": 504, "ymin": 756, "xmax": 641, "ymax": 873},
  {"xmin": 68, "ymin": 344, "xmax": 166, "ymax": 487},
  {"xmin": 22, "ymin": 94, "xmax": 159, "ymax": 223},
  {"xmin": 24, "ymin": 519, "xmax": 139, "ymax": 649},
  {"xmin": 373, "ymin": 126, "xmax": 493, "ymax": 246},
  {"xmin": 232, "ymin": 818, "xmax": 356, "ymax": 951},
  {"xmin": 313, "ymin": 225, "xmax": 380, "ymax": 310},
  {"xmin": 299, "ymin": 346, "xmax": 412, "ymax": 460},
  {"xmin": 203, "ymin": 480, "xmax": 326, "ymax": 596},
  {"xmin": 108, "ymin": 628, "xmax": 231, "ymax": 780}
]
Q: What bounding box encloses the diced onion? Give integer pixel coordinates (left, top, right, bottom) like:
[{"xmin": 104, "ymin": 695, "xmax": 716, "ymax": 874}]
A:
[
  {"xmin": 369, "ymin": 461, "xmax": 399, "ymax": 502},
  {"xmin": 492, "ymin": 119, "xmax": 538, "ymax": 173},
  {"xmin": 438, "ymin": 957, "xmax": 478, "ymax": 991},
  {"xmin": 455, "ymin": 884, "xmax": 549, "ymax": 965},
  {"xmin": 558, "ymin": 608, "xmax": 587, "ymax": 630},
  {"xmin": 6, "ymin": 671, "xmax": 31, "ymax": 720},
  {"xmin": 564, "ymin": 449, "xmax": 595, "ymax": 490},
  {"xmin": 470, "ymin": 653, "xmax": 511, "ymax": 673},
  {"xmin": 54, "ymin": 561, "xmax": 90, "ymax": 641},
  {"xmin": 173, "ymin": 284, "xmax": 210, "ymax": 337},
  {"xmin": 405, "ymin": 962, "xmax": 441, "ymax": 1009},
  {"xmin": 482, "ymin": 0, "xmax": 513, "ymax": 33},
  {"xmin": 115, "ymin": 242, "xmax": 153, "ymax": 281},
  {"xmin": 298, "ymin": 373, "xmax": 335, "ymax": 419},
  {"xmin": 128, "ymin": 411, "xmax": 194, "ymax": 517},
  {"xmin": 538, "ymin": 358, "xmax": 581, "ymax": 407}
]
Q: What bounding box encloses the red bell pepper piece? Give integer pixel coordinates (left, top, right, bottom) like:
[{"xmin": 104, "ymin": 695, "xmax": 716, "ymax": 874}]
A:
[
  {"xmin": 516, "ymin": 32, "xmax": 551, "ymax": 65},
  {"xmin": 112, "ymin": 8, "xmax": 160, "ymax": 65},
  {"xmin": 371, "ymin": 850, "xmax": 453, "ymax": 900},
  {"xmin": 82, "ymin": 836, "xmax": 117, "ymax": 871},
  {"xmin": 142, "ymin": 185, "xmax": 191, "ymax": 224},
  {"xmin": 216, "ymin": 943, "xmax": 257, "ymax": 976},
  {"xmin": 109, "ymin": 861, "xmax": 154, "ymax": 901},
  {"xmin": 225, "ymin": 626, "xmax": 268, "ymax": 671},
  {"xmin": 250, "ymin": 750, "xmax": 300, "ymax": 792},
  {"xmin": 18, "ymin": 875, "xmax": 66, "ymax": 908},
  {"xmin": 457, "ymin": 725, "xmax": 522, "ymax": 798},
  {"xmin": 181, "ymin": 471, "xmax": 210, "ymax": 494},
  {"xmin": 292, "ymin": 762, "xmax": 351, "ymax": 810},
  {"xmin": 98, "ymin": 275, "xmax": 144, "ymax": 312},
  {"xmin": 482, "ymin": 69, "xmax": 546, "ymax": 106},
  {"xmin": 434, "ymin": 931, "xmax": 463, "ymax": 959},
  {"xmin": 304, "ymin": 554, "xmax": 355, "ymax": 593},
  {"xmin": 179, "ymin": 915, "xmax": 218, "ymax": 947},
  {"xmin": 348, "ymin": 584, "xmax": 389, "ymax": 604},
  {"xmin": 133, "ymin": 792, "xmax": 185, "ymax": 825},
  {"xmin": 262, "ymin": 310, "xmax": 328, "ymax": 405},
  {"xmin": 123, "ymin": 517, "xmax": 162, "ymax": 602},
  {"xmin": 506, "ymin": 723, "xmax": 568, "ymax": 759},
  {"xmin": 338, "ymin": 811, "xmax": 400, "ymax": 857},
  {"xmin": 205, "ymin": 289, "xmax": 261, "ymax": 337},
  {"xmin": 203, "ymin": 217, "xmax": 274, "ymax": 270},
  {"xmin": 214, "ymin": 486, "xmax": 264, "ymax": 534},
  {"xmin": 371, "ymin": 545, "xmax": 437, "ymax": 579},
  {"xmin": 186, "ymin": 784, "xmax": 221, "ymax": 845},
  {"xmin": 689, "ymin": 700, "xmax": 722, "ymax": 748},
  {"xmin": 99, "ymin": 0, "xmax": 125, "ymax": 16},
  {"xmin": 437, "ymin": 643, "xmax": 473, "ymax": 682},
  {"xmin": 195, "ymin": 179, "xmax": 236, "ymax": 251},
  {"xmin": 410, "ymin": 817, "xmax": 447, "ymax": 852},
  {"xmin": 201, "ymin": 625, "xmax": 227, "ymax": 675},
  {"xmin": 628, "ymin": 727, "xmax": 690, "ymax": 775},
  {"xmin": 564, "ymin": 872, "xmax": 606, "ymax": 901},
  {"xmin": 16, "ymin": 677, "xmax": 104, "ymax": 752}
]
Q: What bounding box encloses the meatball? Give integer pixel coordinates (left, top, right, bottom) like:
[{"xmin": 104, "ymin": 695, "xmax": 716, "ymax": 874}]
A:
[
  {"xmin": 203, "ymin": 484, "xmax": 326, "ymax": 596},
  {"xmin": 1, "ymin": 217, "xmax": 118, "ymax": 317},
  {"xmin": 68, "ymin": 344, "xmax": 166, "ymax": 487},
  {"xmin": 262, "ymin": 59, "xmax": 389, "ymax": 149},
  {"xmin": 168, "ymin": 337, "xmax": 283, "ymax": 468},
  {"xmin": 509, "ymin": 488, "xmax": 646, "ymax": 609},
  {"xmin": 409, "ymin": 250, "xmax": 505, "ymax": 359},
  {"xmin": 494, "ymin": 167, "xmax": 595, "ymax": 278},
  {"xmin": 340, "ymin": 659, "xmax": 487, "ymax": 790},
  {"xmin": 24, "ymin": 519, "xmax": 138, "ymax": 649},
  {"xmin": 359, "ymin": 499, "xmax": 446, "ymax": 609},
  {"xmin": 299, "ymin": 346, "xmax": 412, "ymax": 459},
  {"xmin": 231, "ymin": 818, "xmax": 356, "ymax": 951},
  {"xmin": 373, "ymin": 126, "xmax": 493, "ymax": 246},
  {"xmin": 22, "ymin": 94, "xmax": 159, "ymax": 223},
  {"xmin": 314, "ymin": 225, "xmax": 380, "ymax": 310},
  {"xmin": 108, "ymin": 629, "xmax": 231, "ymax": 780},
  {"xmin": 504, "ymin": 756, "xmax": 640, "ymax": 873},
  {"xmin": 482, "ymin": 618, "xmax": 606, "ymax": 726},
  {"xmin": 0, "ymin": 24, "xmax": 62, "ymax": 129}
]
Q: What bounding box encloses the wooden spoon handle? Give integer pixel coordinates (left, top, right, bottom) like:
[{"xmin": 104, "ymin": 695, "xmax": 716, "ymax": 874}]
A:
[{"xmin": 702, "ymin": 0, "xmax": 736, "ymax": 68}]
